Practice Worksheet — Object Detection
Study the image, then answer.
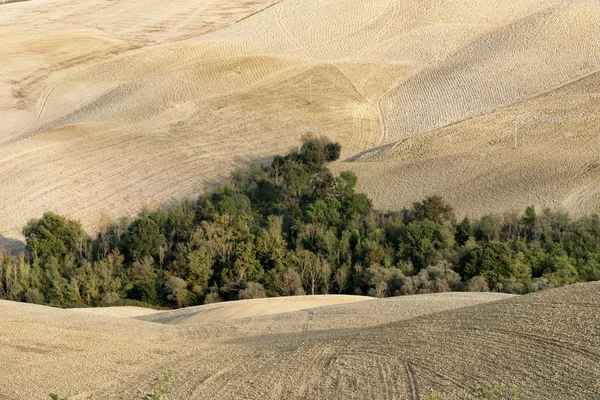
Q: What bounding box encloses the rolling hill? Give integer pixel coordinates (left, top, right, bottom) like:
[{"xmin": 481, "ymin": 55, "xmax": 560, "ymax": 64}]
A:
[
  {"xmin": 0, "ymin": 284, "xmax": 598, "ymax": 399},
  {"xmin": 2, "ymin": 2, "xmax": 599, "ymax": 398},
  {"xmin": 1, "ymin": 0, "xmax": 599, "ymax": 244}
]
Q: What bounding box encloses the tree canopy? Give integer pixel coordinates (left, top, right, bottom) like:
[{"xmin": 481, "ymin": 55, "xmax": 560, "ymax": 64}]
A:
[{"xmin": 1, "ymin": 138, "xmax": 599, "ymax": 308}]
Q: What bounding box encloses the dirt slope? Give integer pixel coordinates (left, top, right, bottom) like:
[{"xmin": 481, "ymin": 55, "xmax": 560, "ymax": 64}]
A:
[
  {"xmin": 137, "ymin": 294, "xmax": 372, "ymax": 324},
  {"xmin": 92, "ymin": 284, "xmax": 600, "ymax": 400},
  {"xmin": 68, "ymin": 305, "xmax": 163, "ymax": 318},
  {"xmin": 1, "ymin": 0, "xmax": 600, "ymax": 242},
  {"xmin": 0, "ymin": 285, "xmax": 597, "ymax": 399},
  {"xmin": 332, "ymin": 70, "xmax": 600, "ymax": 217},
  {"xmin": 0, "ymin": 0, "xmax": 281, "ymax": 45}
]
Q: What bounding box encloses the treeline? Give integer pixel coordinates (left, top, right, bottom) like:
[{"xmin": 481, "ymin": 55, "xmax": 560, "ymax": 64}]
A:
[{"xmin": 1, "ymin": 138, "xmax": 599, "ymax": 308}]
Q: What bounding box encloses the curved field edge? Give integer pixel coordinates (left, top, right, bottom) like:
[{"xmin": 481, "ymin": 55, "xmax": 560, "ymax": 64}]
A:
[
  {"xmin": 0, "ymin": 284, "xmax": 596, "ymax": 399},
  {"xmin": 332, "ymin": 69, "xmax": 600, "ymax": 218},
  {"xmin": 2, "ymin": 0, "xmax": 600, "ymax": 245}
]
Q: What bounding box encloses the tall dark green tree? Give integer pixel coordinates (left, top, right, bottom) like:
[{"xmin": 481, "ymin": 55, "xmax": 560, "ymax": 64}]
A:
[
  {"xmin": 23, "ymin": 212, "xmax": 89, "ymax": 263},
  {"xmin": 125, "ymin": 217, "xmax": 165, "ymax": 261}
]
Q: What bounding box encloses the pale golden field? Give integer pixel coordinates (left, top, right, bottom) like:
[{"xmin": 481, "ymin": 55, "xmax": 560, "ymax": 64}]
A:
[
  {"xmin": 0, "ymin": 284, "xmax": 598, "ymax": 399},
  {"xmin": 2, "ymin": 2, "xmax": 600, "ymax": 398},
  {"xmin": 1, "ymin": 0, "xmax": 600, "ymax": 246}
]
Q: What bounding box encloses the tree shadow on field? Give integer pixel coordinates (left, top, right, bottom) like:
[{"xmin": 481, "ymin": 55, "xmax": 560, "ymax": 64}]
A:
[
  {"xmin": 0, "ymin": 235, "xmax": 26, "ymax": 254},
  {"xmin": 139, "ymin": 154, "xmax": 279, "ymax": 218},
  {"xmin": 232, "ymin": 154, "xmax": 281, "ymax": 170},
  {"xmin": 343, "ymin": 142, "xmax": 393, "ymax": 162}
]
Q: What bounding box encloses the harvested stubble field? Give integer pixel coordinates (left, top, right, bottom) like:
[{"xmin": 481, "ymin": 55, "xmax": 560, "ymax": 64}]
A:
[
  {"xmin": 0, "ymin": 284, "xmax": 599, "ymax": 399},
  {"xmin": 1, "ymin": 0, "xmax": 600, "ymax": 245},
  {"xmin": 2, "ymin": 1, "xmax": 600, "ymax": 398}
]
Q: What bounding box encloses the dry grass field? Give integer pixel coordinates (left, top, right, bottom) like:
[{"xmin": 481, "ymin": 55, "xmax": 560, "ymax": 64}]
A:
[
  {"xmin": 2, "ymin": 2, "xmax": 599, "ymax": 398},
  {"xmin": 0, "ymin": 284, "xmax": 598, "ymax": 399},
  {"xmin": 1, "ymin": 0, "xmax": 599, "ymax": 242},
  {"xmin": 331, "ymin": 69, "xmax": 600, "ymax": 217}
]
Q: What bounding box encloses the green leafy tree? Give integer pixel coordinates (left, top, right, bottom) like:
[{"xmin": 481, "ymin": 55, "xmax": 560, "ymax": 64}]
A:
[
  {"xmin": 409, "ymin": 196, "xmax": 456, "ymax": 226},
  {"xmin": 129, "ymin": 256, "xmax": 159, "ymax": 304},
  {"xmin": 336, "ymin": 171, "xmax": 358, "ymax": 194},
  {"xmin": 542, "ymin": 255, "xmax": 579, "ymax": 287},
  {"xmin": 184, "ymin": 248, "xmax": 214, "ymax": 294},
  {"xmin": 23, "ymin": 212, "xmax": 89, "ymax": 263},
  {"xmin": 299, "ymin": 136, "xmax": 341, "ymax": 167},
  {"xmin": 342, "ymin": 192, "xmax": 372, "ymax": 220},
  {"xmin": 462, "ymin": 242, "xmax": 530, "ymax": 290},
  {"xmin": 306, "ymin": 197, "xmax": 342, "ymax": 226},
  {"xmin": 165, "ymin": 276, "xmax": 189, "ymax": 308},
  {"xmin": 256, "ymin": 216, "xmax": 288, "ymax": 272},
  {"xmin": 239, "ymin": 282, "xmax": 267, "ymax": 299},
  {"xmin": 126, "ymin": 217, "xmax": 165, "ymax": 261},
  {"xmin": 456, "ymin": 217, "xmax": 473, "ymax": 246},
  {"xmin": 164, "ymin": 200, "xmax": 196, "ymax": 243},
  {"xmin": 282, "ymin": 159, "xmax": 310, "ymax": 199},
  {"xmin": 522, "ymin": 205, "xmax": 537, "ymax": 239},
  {"xmin": 399, "ymin": 220, "xmax": 454, "ymax": 271},
  {"xmin": 225, "ymin": 240, "xmax": 263, "ymax": 292}
]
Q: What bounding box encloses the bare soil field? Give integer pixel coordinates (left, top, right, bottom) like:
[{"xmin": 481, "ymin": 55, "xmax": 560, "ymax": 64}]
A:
[
  {"xmin": 332, "ymin": 70, "xmax": 600, "ymax": 217},
  {"xmin": 68, "ymin": 305, "xmax": 163, "ymax": 318},
  {"xmin": 1, "ymin": 0, "xmax": 600, "ymax": 243},
  {"xmin": 136, "ymin": 294, "xmax": 372, "ymax": 324},
  {"xmin": 0, "ymin": 285, "xmax": 598, "ymax": 399}
]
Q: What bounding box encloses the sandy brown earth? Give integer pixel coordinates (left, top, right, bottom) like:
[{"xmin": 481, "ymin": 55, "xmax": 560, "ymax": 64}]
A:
[
  {"xmin": 1, "ymin": 0, "xmax": 600, "ymax": 243},
  {"xmin": 0, "ymin": 285, "xmax": 598, "ymax": 399},
  {"xmin": 136, "ymin": 294, "xmax": 372, "ymax": 324},
  {"xmin": 68, "ymin": 305, "xmax": 163, "ymax": 318},
  {"xmin": 331, "ymin": 69, "xmax": 600, "ymax": 217}
]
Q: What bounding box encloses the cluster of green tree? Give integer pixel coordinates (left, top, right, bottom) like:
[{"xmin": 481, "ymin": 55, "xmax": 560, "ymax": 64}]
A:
[{"xmin": 1, "ymin": 138, "xmax": 599, "ymax": 308}]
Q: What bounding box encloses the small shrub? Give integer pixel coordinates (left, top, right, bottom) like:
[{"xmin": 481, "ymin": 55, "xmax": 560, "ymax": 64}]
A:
[
  {"xmin": 402, "ymin": 261, "xmax": 461, "ymax": 295},
  {"xmin": 101, "ymin": 291, "xmax": 120, "ymax": 305},
  {"xmin": 25, "ymin": 288, "xmax": 45, "ymax": 304},
  {"xmin": 467, "ymin": 276, "xmax": 489, "ymax": 292},
  {"xmin": 142, "ymin": 371, "xmax": 172, "ymax": 400},
  {"xmin": 165, "ymin": 277, "xmax": 189, "ymax": 308},
  {"xmin": 529, "ymin": 277, "xmax": 554, "ymax": 293},
  {"xmin": 476, "ymin": 381, "xmax": 502, "ymax": 398},
  {"xmin": 276, "ymin": 267, "xmax": 305, "ymax": 296},
  {"xmin": 496, "ymin": 279, "xmax": 527, "ymax": 295},
  {"xmin": 365, "ymin": 264, "xmax": 404, "ymax": 297},
  {"xmin": 475, "ymin": 381, "xmax": 519, "ymax": 399},
  {"xmin": 239, "ymin": 282, "xmax": 267, "ymax": 299},
  {"xmin": 510, "ymin": 385, "xmax": 521, "ymax": 400},
  {"xmin": 426, "ymin": 390, "xmax": 441, "ymax": 400},
  {"xmin": 204, "ymin": 285, "xmax": 223, "ymax": 304}
]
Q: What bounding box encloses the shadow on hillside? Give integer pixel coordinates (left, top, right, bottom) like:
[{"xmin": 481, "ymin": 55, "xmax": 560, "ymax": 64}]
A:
[
  {"xmin": 0, "ymin": 235, "xmax": 26, "ymax": 253},
  {"xmin": 232, "ymin": 153, "xmax": 283, "ymax": 170},
  {"xmin": 150, "ymin": 154, "xmax": 279, "ymax": 211}
]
